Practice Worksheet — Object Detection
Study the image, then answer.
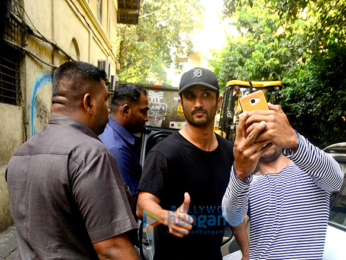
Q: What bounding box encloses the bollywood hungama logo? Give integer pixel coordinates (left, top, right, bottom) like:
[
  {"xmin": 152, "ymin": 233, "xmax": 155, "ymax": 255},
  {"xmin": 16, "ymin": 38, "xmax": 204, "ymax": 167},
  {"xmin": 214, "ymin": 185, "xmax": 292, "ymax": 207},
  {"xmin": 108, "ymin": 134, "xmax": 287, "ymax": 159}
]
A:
[
  {"xmin": 142, "ymin": 206, "xmax": 242, "ymax": 233},
  {"xmin": 142, "ymin": 210, "xmax": 164, "ymax": 233}
]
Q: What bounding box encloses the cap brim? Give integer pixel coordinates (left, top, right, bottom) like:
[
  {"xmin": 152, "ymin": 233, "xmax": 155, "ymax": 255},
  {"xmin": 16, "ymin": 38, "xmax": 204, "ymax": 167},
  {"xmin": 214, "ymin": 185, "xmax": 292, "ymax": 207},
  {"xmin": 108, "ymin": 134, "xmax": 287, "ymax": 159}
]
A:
[{"xmin": 179, "ymin": 82, "xmax": 219, "ymax": 94}]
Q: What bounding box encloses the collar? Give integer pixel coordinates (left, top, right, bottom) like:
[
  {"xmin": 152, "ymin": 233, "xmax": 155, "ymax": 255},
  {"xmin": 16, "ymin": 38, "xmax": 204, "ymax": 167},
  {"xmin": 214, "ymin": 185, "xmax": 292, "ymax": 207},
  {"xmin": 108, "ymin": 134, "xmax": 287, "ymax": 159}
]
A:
[
  {"xmin": 108, "ymin": 116, "xmax": 136, "ymax": 145},
  {"xmin": 48, "ymin": 114, "xmax": 100, "ymax": 141}
]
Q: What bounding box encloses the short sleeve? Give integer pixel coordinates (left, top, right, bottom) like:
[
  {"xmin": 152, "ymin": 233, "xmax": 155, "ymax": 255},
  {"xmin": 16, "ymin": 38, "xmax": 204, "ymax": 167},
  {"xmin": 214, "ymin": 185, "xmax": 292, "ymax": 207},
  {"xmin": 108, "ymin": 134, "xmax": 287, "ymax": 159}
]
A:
[
  {"xmin": 71, "ymin": 152, "xmax": 137, "ymax": 243},
  {"xmin": 137, "ymin": 149, "xmax": 168, "ymax": 200}
]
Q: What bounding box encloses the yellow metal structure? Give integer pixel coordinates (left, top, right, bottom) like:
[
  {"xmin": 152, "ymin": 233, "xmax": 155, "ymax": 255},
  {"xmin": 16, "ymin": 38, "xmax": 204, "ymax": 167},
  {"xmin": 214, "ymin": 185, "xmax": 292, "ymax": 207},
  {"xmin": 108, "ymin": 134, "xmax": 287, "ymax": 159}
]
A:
[
  {"xmin": 226, "ymin": 80, "xmax": 282, "ymax": 88},
  {"xmin": 219, "ymin": 80, "xmax": 282, "ymax": 141}
]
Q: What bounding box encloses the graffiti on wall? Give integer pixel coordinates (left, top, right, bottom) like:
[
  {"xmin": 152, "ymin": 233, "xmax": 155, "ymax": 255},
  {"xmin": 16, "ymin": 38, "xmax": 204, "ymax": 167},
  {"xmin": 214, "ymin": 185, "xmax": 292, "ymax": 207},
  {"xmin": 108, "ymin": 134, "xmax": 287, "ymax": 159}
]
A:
[
  {"xmin": 29, "ymin": 71, "xmax": 53, "ymax": 137},
  {"xmin": 148, "ymin": 90, "xmax": 167, "ymax": 127}
]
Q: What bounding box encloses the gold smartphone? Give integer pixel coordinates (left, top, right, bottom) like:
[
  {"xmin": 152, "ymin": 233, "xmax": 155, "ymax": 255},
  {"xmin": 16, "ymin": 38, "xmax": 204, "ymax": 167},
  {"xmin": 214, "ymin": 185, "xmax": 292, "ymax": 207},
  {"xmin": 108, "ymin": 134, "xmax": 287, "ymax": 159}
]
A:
[{"xmin": 239, "ymin": 90, "xmax": 269, "ymax": 111}]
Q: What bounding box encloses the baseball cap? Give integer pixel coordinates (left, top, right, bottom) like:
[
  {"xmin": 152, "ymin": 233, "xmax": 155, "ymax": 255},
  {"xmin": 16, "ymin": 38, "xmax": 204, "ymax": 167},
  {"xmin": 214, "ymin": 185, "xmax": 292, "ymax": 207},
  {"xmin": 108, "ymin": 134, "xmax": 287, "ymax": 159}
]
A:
[{"xmin": 179, "ymin": 67, "xmax": 219, "ymax": 94}]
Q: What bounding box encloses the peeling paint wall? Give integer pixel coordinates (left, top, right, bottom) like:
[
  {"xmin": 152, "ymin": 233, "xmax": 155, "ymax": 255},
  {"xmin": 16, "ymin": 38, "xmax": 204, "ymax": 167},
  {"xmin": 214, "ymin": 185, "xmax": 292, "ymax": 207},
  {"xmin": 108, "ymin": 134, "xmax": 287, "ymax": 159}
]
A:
[{"xmin": 0, "ymin": 104, "xmax": 23, "ymax": 166}]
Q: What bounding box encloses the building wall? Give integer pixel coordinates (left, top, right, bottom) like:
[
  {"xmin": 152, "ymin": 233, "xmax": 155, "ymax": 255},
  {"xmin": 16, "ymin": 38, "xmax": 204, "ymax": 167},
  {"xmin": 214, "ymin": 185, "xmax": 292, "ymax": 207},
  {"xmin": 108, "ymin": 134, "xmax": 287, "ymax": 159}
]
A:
[
  {"xmin": 0, "ymin": 0, "xmax": 119, "ymax": 232},
  {"xmin": 0, "ymin": 104, "xmax": 23, "ymax": 166},
  {"xmin": 0, "ymin": 166, "xmax": 13, "ymax": 232}
]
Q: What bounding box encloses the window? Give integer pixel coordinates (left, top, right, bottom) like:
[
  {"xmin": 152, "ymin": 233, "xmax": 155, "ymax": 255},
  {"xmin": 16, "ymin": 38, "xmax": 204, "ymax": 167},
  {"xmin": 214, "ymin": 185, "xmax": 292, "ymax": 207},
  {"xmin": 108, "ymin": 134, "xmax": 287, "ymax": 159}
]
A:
[
  {"xmin": 145, "ymin": 131, "xmax": 175, "ymax": 160},
  {"xmin": 97, "ymin": 0, "xmax": 102, "ymax": 24},
  {"xmin": 330, "ymin": 166, "xmax": 346, "ymax": 228},
  {"xmin": 0, "ymin": 45, "xmax": 21, "ymax": 105},
  {"xmin": 0, "ymin": 1, "xmax": 23, "ymax": 105}
]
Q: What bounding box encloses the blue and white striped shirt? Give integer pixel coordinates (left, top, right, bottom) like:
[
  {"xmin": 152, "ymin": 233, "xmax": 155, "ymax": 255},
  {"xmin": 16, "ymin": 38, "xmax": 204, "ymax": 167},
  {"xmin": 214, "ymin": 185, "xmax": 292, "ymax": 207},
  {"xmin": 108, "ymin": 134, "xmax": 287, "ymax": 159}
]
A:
[{"xmin": 222, "ymin": 133, "xmax": 343, "ymax": 260}]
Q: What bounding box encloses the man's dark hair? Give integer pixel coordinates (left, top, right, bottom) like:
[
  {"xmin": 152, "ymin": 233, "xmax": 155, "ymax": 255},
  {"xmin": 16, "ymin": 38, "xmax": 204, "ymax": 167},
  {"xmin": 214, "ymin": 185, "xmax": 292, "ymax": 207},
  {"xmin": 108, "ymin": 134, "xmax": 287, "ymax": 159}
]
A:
[
  {"xmin": 111, "ymin": 84, "xmax": 147, "ymax": 111},
  {"xmin": 52, "ymin": 61, "xmax": 107, "ymax": 104}
]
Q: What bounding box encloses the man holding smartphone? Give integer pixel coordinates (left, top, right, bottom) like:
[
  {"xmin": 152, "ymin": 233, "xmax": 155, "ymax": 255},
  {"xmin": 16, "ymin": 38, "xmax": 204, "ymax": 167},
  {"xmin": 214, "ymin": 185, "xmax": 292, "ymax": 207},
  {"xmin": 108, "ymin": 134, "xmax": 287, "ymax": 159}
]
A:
[{"xmin": 222, "ymin": 103, "xmax": 343, "ymax": 259}]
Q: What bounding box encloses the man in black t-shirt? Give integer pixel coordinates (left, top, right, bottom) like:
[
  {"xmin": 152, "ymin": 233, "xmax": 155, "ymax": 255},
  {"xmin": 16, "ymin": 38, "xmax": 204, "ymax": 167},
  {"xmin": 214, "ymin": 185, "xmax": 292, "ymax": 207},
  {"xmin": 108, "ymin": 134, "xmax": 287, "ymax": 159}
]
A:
[{"xmin": 137, "ymin": 68, "xmax": 235, "ymax": 260}]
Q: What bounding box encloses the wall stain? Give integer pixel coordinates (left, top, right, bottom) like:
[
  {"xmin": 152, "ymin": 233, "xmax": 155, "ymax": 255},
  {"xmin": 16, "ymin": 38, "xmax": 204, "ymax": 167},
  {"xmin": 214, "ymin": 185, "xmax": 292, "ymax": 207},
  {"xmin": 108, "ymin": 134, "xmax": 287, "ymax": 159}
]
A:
[
  {"xmin": 35, "ymin": 95, "xmax": 49, "ymax": 130},
  {"xmin": 29, "ymin": 71, "xmax": 52, "ymax": 137}
]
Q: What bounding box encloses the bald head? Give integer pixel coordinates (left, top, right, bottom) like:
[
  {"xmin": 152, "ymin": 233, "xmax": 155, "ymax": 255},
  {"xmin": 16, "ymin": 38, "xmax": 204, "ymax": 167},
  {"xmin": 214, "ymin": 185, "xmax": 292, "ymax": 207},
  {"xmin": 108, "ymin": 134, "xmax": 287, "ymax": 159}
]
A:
[
  {"xmin": 51, "ymin": 61, "xmax": 110, "ymax": 135},
  {"xmin": 52, "ymin": 61, "xmax": 107, "ymax": 110}
]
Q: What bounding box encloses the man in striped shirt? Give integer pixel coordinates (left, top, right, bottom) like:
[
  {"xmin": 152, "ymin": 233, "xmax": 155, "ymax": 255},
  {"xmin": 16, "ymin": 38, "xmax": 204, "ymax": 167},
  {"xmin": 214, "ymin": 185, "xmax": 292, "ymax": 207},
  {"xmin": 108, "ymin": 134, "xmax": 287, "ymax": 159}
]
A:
[{"xmin": 222, "ymin": 103, "xmax": 343, "ymax": 260}]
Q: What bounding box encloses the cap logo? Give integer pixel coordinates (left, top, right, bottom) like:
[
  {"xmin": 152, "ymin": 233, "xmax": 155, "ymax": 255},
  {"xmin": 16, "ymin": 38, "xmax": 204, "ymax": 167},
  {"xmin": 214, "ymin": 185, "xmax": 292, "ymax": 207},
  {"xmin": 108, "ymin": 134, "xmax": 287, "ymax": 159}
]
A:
[{"xmin": 192, "ymin": 69, "xmax": 203, "ymax": 78}]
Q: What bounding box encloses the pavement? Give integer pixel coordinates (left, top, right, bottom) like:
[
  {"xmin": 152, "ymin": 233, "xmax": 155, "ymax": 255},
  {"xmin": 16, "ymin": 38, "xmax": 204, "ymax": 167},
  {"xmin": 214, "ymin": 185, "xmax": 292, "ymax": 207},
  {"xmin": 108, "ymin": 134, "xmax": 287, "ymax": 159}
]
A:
[{"xmin": 0, "ymin": 226, "xmax": 17, "ymax": 260}]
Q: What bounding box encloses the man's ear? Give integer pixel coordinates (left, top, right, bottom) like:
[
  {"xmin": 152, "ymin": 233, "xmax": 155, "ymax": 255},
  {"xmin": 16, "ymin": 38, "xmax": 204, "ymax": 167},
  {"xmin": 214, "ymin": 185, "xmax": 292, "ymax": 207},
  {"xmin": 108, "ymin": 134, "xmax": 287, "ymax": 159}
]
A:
[
  {"xmin": 82, "ymin": 93, "xmax": 93, "ymax": 116},
  {"xmin": 217, "ymin": 95, "xmax": 223, "ymax": 110},
  {"xmin": 122, "ymin": 104, "xmax": 131, "ymax": 118},
  {"xmin": 178, "ymin": 98, "xmax": 184, "ymax": 112}
]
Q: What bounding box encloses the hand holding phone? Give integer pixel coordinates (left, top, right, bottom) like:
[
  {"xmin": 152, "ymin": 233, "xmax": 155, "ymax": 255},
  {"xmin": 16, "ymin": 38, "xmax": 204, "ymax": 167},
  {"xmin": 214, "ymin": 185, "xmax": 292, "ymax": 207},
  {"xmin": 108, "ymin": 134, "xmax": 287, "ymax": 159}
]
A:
[{"xmin": 239, "ymin": 90, "xmax": 269, "ymax": 112}]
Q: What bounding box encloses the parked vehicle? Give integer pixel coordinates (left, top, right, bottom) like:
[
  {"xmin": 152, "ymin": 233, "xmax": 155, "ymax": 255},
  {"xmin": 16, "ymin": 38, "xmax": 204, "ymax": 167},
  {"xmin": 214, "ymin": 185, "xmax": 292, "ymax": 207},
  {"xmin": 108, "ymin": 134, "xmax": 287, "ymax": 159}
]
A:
[
  {"xmin": 323, "ymin": 143, "xmax": 346, "ymax": 260},
  {"xmin": 219, "ymin": 80, "xmax": 282, "ymax": 142}
]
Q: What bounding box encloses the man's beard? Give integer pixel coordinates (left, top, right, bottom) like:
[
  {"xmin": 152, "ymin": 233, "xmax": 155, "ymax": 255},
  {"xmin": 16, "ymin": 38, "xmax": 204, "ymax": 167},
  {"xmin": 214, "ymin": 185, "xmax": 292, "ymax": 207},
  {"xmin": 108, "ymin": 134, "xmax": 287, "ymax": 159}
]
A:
[
  {"xmin": 127, "ymin": 122, "xmax": 145, "ymax": 134},
  {"xmin": 259, "ymin": 145, "xmax": 282, "ymax": 164},
  {"xmin": 184, "ymin": 108, "xmax": 215, "ymax": 127}
]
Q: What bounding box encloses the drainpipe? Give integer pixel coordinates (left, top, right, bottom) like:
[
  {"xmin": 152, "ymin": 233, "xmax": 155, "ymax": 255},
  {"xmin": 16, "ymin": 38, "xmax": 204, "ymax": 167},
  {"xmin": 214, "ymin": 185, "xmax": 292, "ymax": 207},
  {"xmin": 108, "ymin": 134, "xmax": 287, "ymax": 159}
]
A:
[{"xmin": 51, "ymin": 0, "xmax": 55, "ymax": 67}]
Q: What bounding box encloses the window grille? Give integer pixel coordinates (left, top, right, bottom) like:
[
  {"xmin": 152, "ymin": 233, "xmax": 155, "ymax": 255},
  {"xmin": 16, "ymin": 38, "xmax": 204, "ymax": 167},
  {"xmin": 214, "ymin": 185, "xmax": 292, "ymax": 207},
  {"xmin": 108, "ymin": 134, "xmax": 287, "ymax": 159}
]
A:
[
  {"xmin": 0, "ymin": 45, "xmax": 21, "ymax": 105},
  {"xmin": 4, "ymin": 1, "xmax": 25, "ymax": 48},
  {"xmin": 0, "ymin": 1, "xmax": 24, "ymax": 105}
]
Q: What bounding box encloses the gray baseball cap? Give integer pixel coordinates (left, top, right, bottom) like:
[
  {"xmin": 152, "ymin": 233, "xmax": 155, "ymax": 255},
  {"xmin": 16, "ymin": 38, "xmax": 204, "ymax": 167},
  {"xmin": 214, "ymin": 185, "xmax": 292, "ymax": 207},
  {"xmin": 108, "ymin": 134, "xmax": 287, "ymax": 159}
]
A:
[{"xmin": 179, "ymin": 67, "xmax": 219, "ymax": 94}]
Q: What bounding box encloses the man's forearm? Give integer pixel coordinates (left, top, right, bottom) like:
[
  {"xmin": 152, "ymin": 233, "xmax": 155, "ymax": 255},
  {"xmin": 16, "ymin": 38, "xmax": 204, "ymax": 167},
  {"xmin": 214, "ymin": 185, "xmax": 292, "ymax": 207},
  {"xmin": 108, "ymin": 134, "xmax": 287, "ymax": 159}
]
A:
[
  {"xmin": 93, "ymin": 233, "xmax": 139, "ymax": 260},
  {"xmin": 136, "ymin": 195, "xmax": 168, "ymax": 224},
  {"xmin": 230, "ymin": 220, "xmax": 249, "ymax": 258},
  {"xmin": 283, "ymin": 133, "xmax": 344, "ymax": 192},
  {"xmin": 137, "ymin": 192, "xmax": 193, "ymax": 238},
  {"xmin": 222, "ymin": 167, "xmax": 251, "ymax": 226}
]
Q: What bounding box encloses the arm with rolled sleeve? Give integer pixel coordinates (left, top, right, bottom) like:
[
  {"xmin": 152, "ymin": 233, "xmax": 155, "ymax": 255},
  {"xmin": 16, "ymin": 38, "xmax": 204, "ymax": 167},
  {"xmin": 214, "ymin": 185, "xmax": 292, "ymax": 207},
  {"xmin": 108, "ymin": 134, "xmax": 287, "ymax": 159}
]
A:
[
  {"xmin": 71, "ymin": 152, "xmax": 138, "ymax": 259},
  {"xmin": 222, "ymin": 166, "xmax": 252, "ymax": 227},
  {"xmin": 282, "ymin": 133, "xmax": 343, "ymax": 192},
  {"xmin": 222, "ymin": 110, "xmax": 269, "ymax": 227}
]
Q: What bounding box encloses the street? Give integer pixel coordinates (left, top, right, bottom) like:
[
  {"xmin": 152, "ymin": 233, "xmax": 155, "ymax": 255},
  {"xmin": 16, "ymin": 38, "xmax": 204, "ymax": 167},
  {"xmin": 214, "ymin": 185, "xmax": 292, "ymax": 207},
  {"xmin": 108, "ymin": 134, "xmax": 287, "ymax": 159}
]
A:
[{"xmin": 0, "ymin": 226, "xmax": 17, "ymax": 260}]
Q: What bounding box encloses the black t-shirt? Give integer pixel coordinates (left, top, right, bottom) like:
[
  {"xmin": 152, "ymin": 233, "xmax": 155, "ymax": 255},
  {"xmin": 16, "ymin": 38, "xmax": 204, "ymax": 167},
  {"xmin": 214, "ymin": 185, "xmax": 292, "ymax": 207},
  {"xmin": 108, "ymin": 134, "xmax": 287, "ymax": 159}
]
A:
[{"xmin": 138, "ymin": 131, "xmax": 234, "ymax": 260}]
